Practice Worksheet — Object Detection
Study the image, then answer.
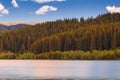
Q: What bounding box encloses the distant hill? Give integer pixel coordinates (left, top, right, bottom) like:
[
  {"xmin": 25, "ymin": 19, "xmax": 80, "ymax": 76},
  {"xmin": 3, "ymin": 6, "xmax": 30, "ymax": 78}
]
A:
[
  {"xmin": 0, "ymin": 24, "xmax": 29, "ymax": 32},
  {"xmin": 0, "ymin": 24, "xmax": 8, "ymax": 32},
  {"xmin": 6, "ymin": 24, "xmax": 29, "ymax": 30}
]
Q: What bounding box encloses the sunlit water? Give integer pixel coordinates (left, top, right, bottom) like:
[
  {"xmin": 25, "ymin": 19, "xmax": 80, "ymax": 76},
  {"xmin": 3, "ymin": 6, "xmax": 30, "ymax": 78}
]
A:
[{"xmin": 0, "ymin": 60, "xmax": 120, "ymax": 80}]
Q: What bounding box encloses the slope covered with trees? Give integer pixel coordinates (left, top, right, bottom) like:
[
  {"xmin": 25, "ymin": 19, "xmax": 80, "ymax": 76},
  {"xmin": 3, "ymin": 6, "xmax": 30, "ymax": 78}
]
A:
[
  {"xmin": 31, "ymin": 22, "xmax": 120, "ymax": 53},
  {"xmin": 0, "ymin": 13, "xmax": 120, "ymax": 55}
]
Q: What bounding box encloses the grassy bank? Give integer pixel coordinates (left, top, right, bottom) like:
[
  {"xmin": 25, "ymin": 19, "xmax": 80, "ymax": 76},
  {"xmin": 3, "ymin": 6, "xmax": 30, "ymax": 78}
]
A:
[{"xmin": 0, "ymin": 49, "xmax": 120, "ymax": 60}]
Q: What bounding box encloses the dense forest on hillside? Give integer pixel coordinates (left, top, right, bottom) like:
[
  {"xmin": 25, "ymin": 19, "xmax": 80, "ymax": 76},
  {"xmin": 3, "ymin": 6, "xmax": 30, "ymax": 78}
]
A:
[{"xmin": 0, "ymin": 13, "xmax": 120, "ymax": 56}]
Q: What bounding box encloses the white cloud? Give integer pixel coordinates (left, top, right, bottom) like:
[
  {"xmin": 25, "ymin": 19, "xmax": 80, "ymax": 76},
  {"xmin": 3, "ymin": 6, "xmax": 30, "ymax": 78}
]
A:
[
  {"xmin": 0, "ymin": 3, "xmax": 5, "ymax": 11},
  {"xmin": 1, "ymin": 9, "xmax": 9, "ymax": 14},
  {"xmin": 11, "ymin": 0, "xmax": 19, "ymax": 8},
  {"xmin": 35, "ymin": 5, "xmax": 57, "ymax": 15},
  {"xmin": 33, "ymin": 0, "xmax": 66, "ymax": 3},
  {"xmin": 0, "ymin": 3, "xmax": 9, "ymax": 16},
  {"xmin": 106, "ymin": 5, "xmax": 120, "ymax": 13}
]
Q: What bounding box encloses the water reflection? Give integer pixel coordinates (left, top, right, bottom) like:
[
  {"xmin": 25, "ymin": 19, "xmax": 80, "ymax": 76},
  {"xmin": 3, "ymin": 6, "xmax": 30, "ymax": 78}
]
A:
[{"xmin": 0, "ymin": 60, "xmax": 120, "ymax": 80}]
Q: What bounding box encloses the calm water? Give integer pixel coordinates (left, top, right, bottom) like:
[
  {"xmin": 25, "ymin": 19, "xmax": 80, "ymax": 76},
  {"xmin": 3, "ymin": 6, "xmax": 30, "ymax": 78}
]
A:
[{"xmin": 0, "ymin": 60, "xmax": 120, "ymax": 80}]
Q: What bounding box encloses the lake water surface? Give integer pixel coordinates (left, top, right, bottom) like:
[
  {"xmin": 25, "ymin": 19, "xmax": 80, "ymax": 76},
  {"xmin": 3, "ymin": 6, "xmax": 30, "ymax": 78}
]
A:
[{"xmin": 0, "ymin": 60, "xmax": 120, "ymax": 80}]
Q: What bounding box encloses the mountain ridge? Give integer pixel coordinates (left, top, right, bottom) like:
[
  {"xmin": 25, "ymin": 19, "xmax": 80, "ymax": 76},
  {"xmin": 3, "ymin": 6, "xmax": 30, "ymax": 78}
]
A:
[{"xmin": 0, "ymin": 24, "xmax": 30, "ymax": 33}]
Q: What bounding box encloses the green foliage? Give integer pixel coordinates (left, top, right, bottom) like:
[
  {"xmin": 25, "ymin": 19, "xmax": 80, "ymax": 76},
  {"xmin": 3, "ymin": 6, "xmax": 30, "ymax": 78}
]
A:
[
  {"xmin": 36, "ymin": 49, "xmax": 120, "ymax": 60},
  {"xmin": 0, "ymin": 52, "xmax": 16, "ymax": 59},
  {"xmin": 0, "ymin": 49, "xmax": 120, "ymax": 60},
  {"xmin": 17, "ymin": 52, "xmax": 36, "ymax": 59}
]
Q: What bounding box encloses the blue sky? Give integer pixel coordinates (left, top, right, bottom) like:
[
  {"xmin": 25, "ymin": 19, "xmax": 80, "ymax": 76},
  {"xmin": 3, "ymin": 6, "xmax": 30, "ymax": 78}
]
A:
[{"xmin": 0, "ymin": 0, "xmax": 120, "ymax": 22}]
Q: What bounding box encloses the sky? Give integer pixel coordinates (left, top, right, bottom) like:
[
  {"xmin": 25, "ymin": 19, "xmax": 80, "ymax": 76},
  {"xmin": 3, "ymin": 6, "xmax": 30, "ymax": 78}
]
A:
[{"xmin": 0, "ymin": 0, "xmax": 120, "ymax": 23}]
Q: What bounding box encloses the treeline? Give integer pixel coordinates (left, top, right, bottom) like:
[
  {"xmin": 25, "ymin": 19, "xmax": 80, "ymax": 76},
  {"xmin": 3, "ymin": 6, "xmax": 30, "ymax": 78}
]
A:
[
  {"xmin": 0, "ymin": 13, "xmax": 120, "ymax": 54},
  {"xmin": 36, "ymin": 49, "xmax": 120, "ymax": 60},
  {"xmin": 1, "ymin": 49, "xmax": 120, "ymax": 60},
  {"xmin": 31, "ymin": 23, "xmax": 120, "ymax": 53}
]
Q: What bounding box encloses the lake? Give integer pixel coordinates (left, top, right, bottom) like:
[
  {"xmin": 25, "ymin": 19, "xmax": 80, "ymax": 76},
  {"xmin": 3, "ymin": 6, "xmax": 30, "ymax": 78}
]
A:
[{"xmin": 0, "ymin": 60, "xmax": 120, "ymax": 80}]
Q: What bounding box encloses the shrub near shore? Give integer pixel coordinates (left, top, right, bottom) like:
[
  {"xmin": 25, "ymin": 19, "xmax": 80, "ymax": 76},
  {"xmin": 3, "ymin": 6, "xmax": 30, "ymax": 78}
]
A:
[{"xmin": 0, "ymin": 49, "xmax": 120, "ymax": 60}]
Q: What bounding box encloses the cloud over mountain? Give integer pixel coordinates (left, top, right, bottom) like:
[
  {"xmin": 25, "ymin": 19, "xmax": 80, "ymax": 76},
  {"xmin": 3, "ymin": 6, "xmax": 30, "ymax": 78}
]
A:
[
  {"xmin": 35, "ymin": 5, "xmax": 57, "ymax": 15},
  {"xmin": 106, "ymin": 5, "xmax": 120, "ymax": 13}
]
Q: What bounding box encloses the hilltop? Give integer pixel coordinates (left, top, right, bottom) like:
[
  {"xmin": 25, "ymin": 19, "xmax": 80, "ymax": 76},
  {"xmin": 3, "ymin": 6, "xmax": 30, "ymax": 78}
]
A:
[{"xmin": 0, "ymin": 24, "xmax": 29, "ymax": 33}]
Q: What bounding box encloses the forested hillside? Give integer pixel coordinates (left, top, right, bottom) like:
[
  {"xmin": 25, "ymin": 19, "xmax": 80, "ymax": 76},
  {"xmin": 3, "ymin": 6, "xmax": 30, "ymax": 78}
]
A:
[{"xmin": 0, "ymin": 13, "xmax": 120, "ymax": 54}]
